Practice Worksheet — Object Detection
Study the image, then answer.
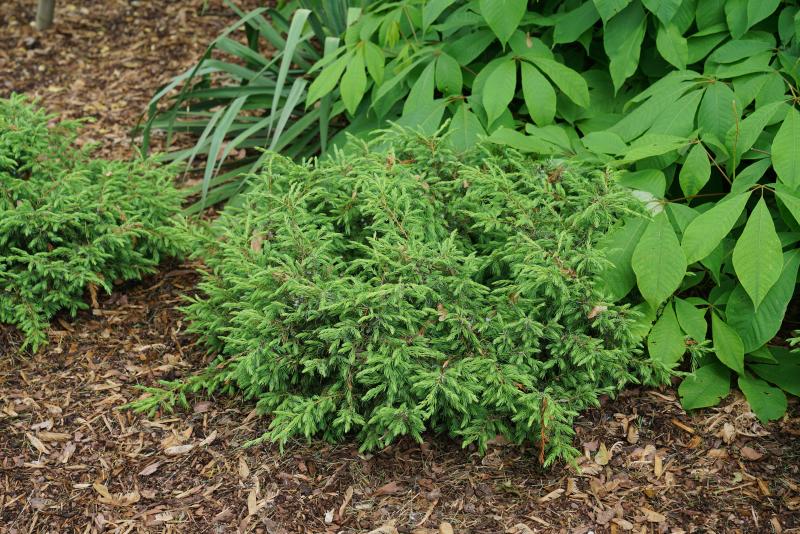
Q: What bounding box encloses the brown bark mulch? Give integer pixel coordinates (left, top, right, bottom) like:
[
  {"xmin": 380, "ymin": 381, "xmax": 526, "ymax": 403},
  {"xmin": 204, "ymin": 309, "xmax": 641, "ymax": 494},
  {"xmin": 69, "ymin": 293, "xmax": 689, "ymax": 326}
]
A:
[
  {"xmin": 2, "ymin": 265, "xmax": 799, "ymax": 533},
  {"xmin": 1, "ymin": 1, "xmax": 800, "ymax": 533}
]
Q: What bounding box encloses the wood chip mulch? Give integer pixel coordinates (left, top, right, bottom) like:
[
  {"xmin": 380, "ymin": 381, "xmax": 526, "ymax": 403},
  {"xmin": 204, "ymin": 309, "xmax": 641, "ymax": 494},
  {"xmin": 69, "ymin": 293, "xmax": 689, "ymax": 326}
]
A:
[
  {"xmin": 2, "ymin": 266, "xmax": 799, "ymax": 533},
  {"xmin": 0, "ymin": 0, "xmax": 260, "ymax": 159},
  {"xmin": 1, "ymin": 1, "xmax": 800, "ymax": 533}
]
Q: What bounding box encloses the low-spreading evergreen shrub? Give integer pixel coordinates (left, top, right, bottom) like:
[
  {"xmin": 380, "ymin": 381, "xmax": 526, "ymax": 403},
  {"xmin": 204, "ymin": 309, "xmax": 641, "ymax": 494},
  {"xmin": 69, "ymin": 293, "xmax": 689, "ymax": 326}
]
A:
[
  {"xmin": 141, "ymin": 131, "xmax": 670, "ymax": 464},
  {"xmin": 0, "ymin": 95, "xmax": 187, "ymax": 350}
]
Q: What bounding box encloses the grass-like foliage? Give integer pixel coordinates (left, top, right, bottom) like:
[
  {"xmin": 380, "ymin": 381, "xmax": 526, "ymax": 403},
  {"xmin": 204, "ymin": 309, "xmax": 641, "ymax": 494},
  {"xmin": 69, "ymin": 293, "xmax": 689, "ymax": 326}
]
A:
[
  {"xmin": 153, "ymin": 130, "xmax": 669, "ymax": 465},
  {"xmin": 0, "ymin": 95, "xmax": 187, "ymax": 350}
]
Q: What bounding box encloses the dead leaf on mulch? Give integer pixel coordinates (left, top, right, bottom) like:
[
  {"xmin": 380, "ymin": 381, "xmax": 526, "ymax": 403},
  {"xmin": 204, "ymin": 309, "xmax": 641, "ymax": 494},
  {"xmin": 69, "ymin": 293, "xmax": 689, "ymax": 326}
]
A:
[
  {"xmin": 740, "ymin": 446, "xmax": 764, "ymax": 460},
  {"xmin": 373, "ymin": 481, "xmax": 403, "ymax": 496},
  {"xmin": 640, "ymin": 507, "xmax": 666, "ymax": 523},
  {"xmin": 163, "ymin": 443, "xmax": 194, "ymax": 456}
]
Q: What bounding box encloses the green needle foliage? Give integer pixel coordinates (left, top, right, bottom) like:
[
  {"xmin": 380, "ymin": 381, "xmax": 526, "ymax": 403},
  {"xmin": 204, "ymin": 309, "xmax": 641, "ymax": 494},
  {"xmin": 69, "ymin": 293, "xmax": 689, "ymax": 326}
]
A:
[
  {"xmin": 150, "ymin": 0, "xmax": 800, "ymax": 421},
  {"xmin": 0, "ymin": 95, "xmax": 188, "ymax": 350},
  {"xmin": 140, "ymin": 130, "xmax": 669, "ymax": 465}
]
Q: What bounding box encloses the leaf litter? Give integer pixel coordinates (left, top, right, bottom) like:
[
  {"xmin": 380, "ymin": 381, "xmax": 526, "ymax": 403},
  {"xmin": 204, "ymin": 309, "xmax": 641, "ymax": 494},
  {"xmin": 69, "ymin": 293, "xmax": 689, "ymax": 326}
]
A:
[{"xmin": 1, "ymin": 0, "xmax": 800, "ymax": 532}]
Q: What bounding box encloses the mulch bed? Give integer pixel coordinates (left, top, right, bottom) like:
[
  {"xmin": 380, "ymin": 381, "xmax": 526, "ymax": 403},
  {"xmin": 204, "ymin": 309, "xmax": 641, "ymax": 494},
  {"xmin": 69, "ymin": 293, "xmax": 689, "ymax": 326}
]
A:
[
  {"xmin": 1, "ymin": 1, "xmax": 800, "ymax": 533},
  {"xmin": 2, "ymin": 265, "xmax": 799, "ymax": 533},
  {"xmin": 0, "ymin": 0, "xmax": 259, "ymax": 159}
]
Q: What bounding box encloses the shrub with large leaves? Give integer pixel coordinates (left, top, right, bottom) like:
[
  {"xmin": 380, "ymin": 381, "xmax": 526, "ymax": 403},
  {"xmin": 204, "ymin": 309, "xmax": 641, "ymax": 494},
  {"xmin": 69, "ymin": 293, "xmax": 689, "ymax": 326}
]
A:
[
  {"xmin": 339, "ymin": 0, "xmax": 800, "ymax": 422},
  {"xmin": 0, "ymin": 95, "xmax": 187, "ymax": 350},
  {"xmin": 133, "ymin": 131, "xmax": 669, "ymax": 465},
  {"xmin": 147, "ymin": 0, "xmax": 800, "ymax": 420}
]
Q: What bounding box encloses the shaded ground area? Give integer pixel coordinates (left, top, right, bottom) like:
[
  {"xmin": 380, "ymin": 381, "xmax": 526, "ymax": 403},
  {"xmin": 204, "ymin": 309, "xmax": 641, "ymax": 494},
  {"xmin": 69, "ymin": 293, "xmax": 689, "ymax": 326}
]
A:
[
  {"xmin": 0, "ymin": 0, "xmax": 257, "ymax": 159},
  {"xmin": 2, "ymin": 1, "xmax": 800, "ymax": 533},
  {"xmin": 2, "ymin": 266, "xmax": 800, "ymax": 533}
]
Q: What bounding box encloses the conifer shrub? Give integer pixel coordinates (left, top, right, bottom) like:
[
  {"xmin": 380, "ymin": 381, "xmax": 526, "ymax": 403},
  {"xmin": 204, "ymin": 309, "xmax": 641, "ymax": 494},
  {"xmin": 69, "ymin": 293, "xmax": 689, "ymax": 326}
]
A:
[
  {"xmin": 0, "ymin": 95, "xmax": 187, "ymax": 350},
  {"xmin": 159, "ymin": 130, "xmax": 670, "ymax": 464}
]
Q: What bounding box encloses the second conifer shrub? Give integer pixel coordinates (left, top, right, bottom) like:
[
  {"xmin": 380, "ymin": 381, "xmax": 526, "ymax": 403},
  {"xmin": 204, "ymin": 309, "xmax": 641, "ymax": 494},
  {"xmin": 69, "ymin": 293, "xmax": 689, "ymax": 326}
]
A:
[
  {"xmin": 178, "ymin": 130, "xmax": 670, "ymax": 464},
  {"xmin": 0, "ymin": 95, "xmax": 187, "ymax": 350}
]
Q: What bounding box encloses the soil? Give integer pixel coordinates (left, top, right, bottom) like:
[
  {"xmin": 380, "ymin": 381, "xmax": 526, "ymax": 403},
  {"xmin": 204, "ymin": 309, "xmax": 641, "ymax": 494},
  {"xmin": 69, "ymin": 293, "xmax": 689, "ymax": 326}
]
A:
[{"xmin": 1, "ymin": 1, "xmax": 800, "ymax": 533}]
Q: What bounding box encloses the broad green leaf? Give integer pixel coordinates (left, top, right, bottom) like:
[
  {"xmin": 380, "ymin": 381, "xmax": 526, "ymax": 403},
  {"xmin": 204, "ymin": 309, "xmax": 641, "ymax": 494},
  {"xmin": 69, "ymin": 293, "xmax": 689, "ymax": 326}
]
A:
[
  {"xmin": 508, "ymin": 33, "xmax": 554, "ymax": 62},
  {"xmin": 616, "ymin": 135, "xmax": 688, "ymax": 165},
  {"xmin": 642, "ymin": 0, "xmax": 682, "ymax": 25},
  {"xmin": 725, "ymin": 100, "xmax": 782, "ymax": 168},
  {"xmin": 618, "ymin": 169, "xmax": 666, "ymax": 198},
  {"xmin": 772, "ymin": 106, "xmax": 800, "ymax": 190},
  {"xmin": 650, "ymin": 89, "xmax": 703, "ymax": 137},
  {"xmin": 448, "ymin": 103, "xmax": 486, "ymax": 152},
  {"xmin": 340, "ymin": 50, "xmax": 367, "ymax": 114},
  {"xmin": 592, "ymin": 0, "xmax": 631, "ymax": 22},
  {"xmin": 444, "ymin": 29, "xmax": 496, "ymax": 65},
  {"xmin": 373, "ymin": 55, "xmax": 427, "ymax": 105},
  {"xmin": 524, "ymin": 124, "xmax": 572, "ymax": 152},
  {"xmin": 679, "ymin": 363, "xmax": 731, "ymax": 410},
  {"xmin": 306, "ymin": 52, "xmax": 350, "ymax": 106},
  {"xmin": 604, "ymin": 1, "xmax": 647, "ymax": 91},
  {"xmin": 520, "ymin": 63, "xmax": 556, "ymax": 127},
  {"xmin": 733, "ymin": 73, "xmax": 771, "ymax": 110},
  {"xmin": 435, "ymin": 52, "xmax": 462, "ymax": 95},
  {"xmin": 363, "ymin": 41, "xmax": 385, "ymax": 85},
  {"xmin": 747, "ymin": 346, "xmax": 778, "ymax": 364},
  {"xmin": 582, "ymin": 131, "xmax": 627, "ymax": 154},
  {"xmin": 698, "ymin": 81, "xmax": 739, "ymax": 142},
  {"xmin": 712, "ymin": 52, "xmax": 773, "ymax": 79},
  {"xmin": 679, "ymin": 143, "xmax": 711, "ymax": 197},
  {"xmin": 398, "ymin": 98, "xmax": 447, "ymax": 136},
  {"xmin": 738, "ymin": 373, "xmax": 787, "ymax": 422},
  {"xmin": 422, "ymin": 0, "xmax": 456, "ymax": 32},
  {"xmin": 674, "ymin": 297, "xmax": 707, "ymax": 341},
  {"xmin": 687, "ymin": 30, "xmax": 729, "ymax": 64},
  {"xmin": 479, "ymin": 0, "xmax": 526, "ymax": 44},
  {"xmin": 731, "ymin": 159, "xmax": 771, "ymax": 194},
  {"xmin": 681, "ymin": 191, "xmax": 751, "ymax": 263},
  {"xmin": 666, "ymin": 202, "xmax": 699, "ymax": 232},
  {"xmin": 727, "ymin": 250, "xmax": 800, "ymax": 352},
  {"xmin": 611, "ymin": 74, "xmax": 697, "ymax": 141},
  {"xmin": 732, "ymin": 198, "xmax": 783, "ymax": 310},
  {"xmin": 486, "ymin": 127, "xmax": 557, "ymax": 153},
  {"xmin": 632, "ymin": 212, "xmax": 686, "ymax": 307},
  {"xmin": 725, "ymin": 0, "xmax": 749, "ymax": 38},
  {"xmin": 708, "ymin": 39, "xmax": 773, "ymax": 64},
  {"xmin": 482, "ymin": 59, "xmax": 517, "ymax": 125},
  {"xmin": 756, "ymin": 73, "xmax": 786, "ymax": 109},
  {"xmin": 750, "ymin": 347, "xmax": 800, "ymax": 396},
  {"xmin": 598, "ymin": 217, "xmax": 649, "ymax": 300},
  {"xmin": 747, "ymin": 0, "xmax": 781, "ymax": 29},
  {"xmin": 529, "ymin": 57, "xmax": 589, "ymax": 108},
  {"xmin": 778, "ymin": 6, "xmax": 799, "ymax": 43},
  {"xmin": 776, "ymin": 184, "xmax": 800, "ymax": 225},
  {"xmin": 554, "ymin": 2, "xmax": 600, "ymax": 44},
  {"xmin": 696, "ymin": 0, "xmax": 726, "ymax": 29},
  {"xmin": 403, "ymin": 62, "xmax": 436, "ymax": 116},
  {"xmin": 656, "ymin": 23, "xmax": 688, "ymax": 69},
  {"xmin": 630, "ymin": 302, "xmax": 657, "ymax": 341},
  {"xmin": 712, "ymin": 312, "xmax": 745, "ymax": 375},
  {"xmin": 647, "ymin": 302, "xmax": 686, "ymax": 366}
]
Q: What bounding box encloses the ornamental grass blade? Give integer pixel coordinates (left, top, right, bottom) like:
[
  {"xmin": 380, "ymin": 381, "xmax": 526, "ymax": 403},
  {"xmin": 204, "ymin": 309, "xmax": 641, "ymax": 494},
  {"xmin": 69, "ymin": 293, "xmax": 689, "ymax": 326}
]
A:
[
  {"xmin": 319, "ymin": 37, "xmax": 340, "ymax": 154},
  {"xmin": 269, "ymin": 78, "xmax": 309, "ymax": 151},
  {"xmin": 202, "ymin": 96, "xmax": 248, "ymax": 207},
  {"xmin": 268, "ymin": 9, "xmax": 311, "ymax": 137}
]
